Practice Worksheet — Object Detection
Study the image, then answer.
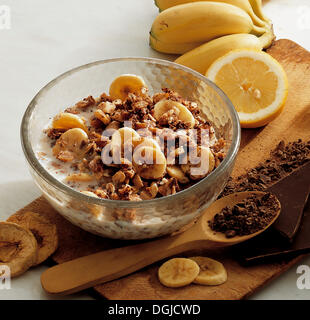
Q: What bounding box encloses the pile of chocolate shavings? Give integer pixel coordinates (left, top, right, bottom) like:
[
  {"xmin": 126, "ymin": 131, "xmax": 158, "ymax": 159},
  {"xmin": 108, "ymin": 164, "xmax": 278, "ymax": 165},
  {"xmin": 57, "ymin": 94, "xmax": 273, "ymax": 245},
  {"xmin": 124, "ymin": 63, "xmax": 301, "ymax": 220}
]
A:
[
  {"xmin": 220, "ymin": 139, "xmax": 310, "ymax": 197},
  {"xmin": 209, "ymin": 192, "xmax": 280, "ymax": 238}
]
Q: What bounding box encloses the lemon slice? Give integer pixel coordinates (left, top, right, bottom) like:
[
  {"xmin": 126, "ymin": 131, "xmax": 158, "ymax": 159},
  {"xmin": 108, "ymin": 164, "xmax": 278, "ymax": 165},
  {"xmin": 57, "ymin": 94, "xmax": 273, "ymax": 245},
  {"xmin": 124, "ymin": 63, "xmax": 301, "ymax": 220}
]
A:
[{"xmin": 206, "ymin": 49, "xmax": 288, "ymax": 128}]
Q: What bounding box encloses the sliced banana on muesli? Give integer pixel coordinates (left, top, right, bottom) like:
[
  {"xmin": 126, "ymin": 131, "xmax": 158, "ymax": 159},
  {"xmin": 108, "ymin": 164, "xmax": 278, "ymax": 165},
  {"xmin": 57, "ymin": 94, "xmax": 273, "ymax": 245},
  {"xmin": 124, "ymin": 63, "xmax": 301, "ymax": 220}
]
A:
[
  {"xmin": 53, "ymin": 128, "xmax": 89, "ymax": 161},
  {"xmin": 111, "ymin": 127, "xmax": 140, "ymax": 150},
  {"xmin": 109, "ymin": 74, "xmax": 147, "ymax": 101},
  {"xmin": 158, "ymin": 258, "xmax": 200, "ymax": 288},
  {"xmin": 189, "ymin": 256, "xmax": 227, "ymax": 286},
  {"xmin": 166, "ymin": 165, "xmax": 189, "ymax": 184},
  {"xmin": 111, "ymin": 127, "xmax": 141, "ymax": 161},
  {"xmin": 0, "ymin": 222, "xmax": 37, "ymax": 277},
  {"xmin": 132, "ymin": 136, "xmax": 162, "ymax": 152},
  {"xmin": 133, "ymin": 146, "xmax": 166, "ymax": 180},
  {"xmin": 52, "ymin": 112, "xmax": 88, "ymax": 133},
  {"xmin": 66, "ymin": 173, "xmax": 96, "ymax": 182},
  {"xmin": 153, "ymin": 99, "xmax": 195, "ymax": 128},
  {"xmin": 182, "ymin": 146, "xmax": 215, "ymax": 180}
]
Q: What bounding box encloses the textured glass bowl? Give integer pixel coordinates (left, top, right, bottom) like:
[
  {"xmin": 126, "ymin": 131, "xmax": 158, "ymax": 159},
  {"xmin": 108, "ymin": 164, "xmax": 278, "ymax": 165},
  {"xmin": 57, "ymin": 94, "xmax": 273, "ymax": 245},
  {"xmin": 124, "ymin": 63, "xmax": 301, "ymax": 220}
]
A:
[{"xmin": 21, "ymin": 57, "xmax": 240, "ymax": 240}]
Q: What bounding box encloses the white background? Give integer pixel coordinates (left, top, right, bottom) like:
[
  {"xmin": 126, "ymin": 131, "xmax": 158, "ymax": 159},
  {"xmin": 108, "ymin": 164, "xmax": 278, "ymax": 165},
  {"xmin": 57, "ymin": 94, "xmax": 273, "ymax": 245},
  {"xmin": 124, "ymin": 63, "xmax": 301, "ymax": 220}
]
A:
[{"xmin": 0, "ymin": 0, "xmax": 310, "ymax": 300}]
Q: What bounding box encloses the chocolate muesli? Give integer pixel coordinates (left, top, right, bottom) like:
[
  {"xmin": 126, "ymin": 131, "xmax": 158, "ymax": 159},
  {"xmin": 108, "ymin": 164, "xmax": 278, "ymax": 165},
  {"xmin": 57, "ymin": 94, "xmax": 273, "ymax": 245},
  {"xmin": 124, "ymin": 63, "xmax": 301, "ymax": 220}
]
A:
[
  {"xmin": 220, "ymin": 139, "xmax": 310, "ymax": 197},
  {"xmin": 37, "ymin": 75, "xmax": 226, "ymax": 203},
  {"xmin": 209, "ymin": 193, "xmax": 280, "ymax": 238},
  {"xmin": 211, "ymin": 139, "xmax": 309, "ymax": 239}
]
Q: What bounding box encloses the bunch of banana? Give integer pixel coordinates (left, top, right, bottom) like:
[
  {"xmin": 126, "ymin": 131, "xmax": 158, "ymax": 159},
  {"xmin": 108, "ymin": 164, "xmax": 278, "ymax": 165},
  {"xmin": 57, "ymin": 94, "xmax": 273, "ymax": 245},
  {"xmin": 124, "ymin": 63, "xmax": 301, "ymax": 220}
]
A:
[
  {"xmin": 150, "ymin": 0, "xmax": 274, "ymax": 75},
  {"xmin": 174, "ymin": 31, "xmax": 274, "ymax": 73},
  {"xmin": 151, "ymin": 2, "xmax": 266, "ymax": 44},
  {"xmin": 155, "ymin": 0, "xmax": 267, "ymax": 27},
  {"xmin": 249, "ymin": 0, "xmax": 270, "ymax": 23}
]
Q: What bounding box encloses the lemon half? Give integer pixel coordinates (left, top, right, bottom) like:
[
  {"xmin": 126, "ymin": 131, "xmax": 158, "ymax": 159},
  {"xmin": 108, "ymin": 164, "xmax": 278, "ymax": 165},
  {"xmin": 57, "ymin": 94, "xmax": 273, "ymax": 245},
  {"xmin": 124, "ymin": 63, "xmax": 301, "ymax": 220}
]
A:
[{"xmin": 206, "ymin": 49, "xmax": 288, "ymax": 128}]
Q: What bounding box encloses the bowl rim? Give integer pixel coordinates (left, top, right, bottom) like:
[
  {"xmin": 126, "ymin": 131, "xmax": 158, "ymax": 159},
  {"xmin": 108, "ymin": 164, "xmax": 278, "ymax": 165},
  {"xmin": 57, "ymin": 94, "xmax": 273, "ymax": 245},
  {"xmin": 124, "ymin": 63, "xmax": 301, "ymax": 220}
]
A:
[{"xmin": 21, "ymin": 56, "xmax": 240, "ymax": 208}]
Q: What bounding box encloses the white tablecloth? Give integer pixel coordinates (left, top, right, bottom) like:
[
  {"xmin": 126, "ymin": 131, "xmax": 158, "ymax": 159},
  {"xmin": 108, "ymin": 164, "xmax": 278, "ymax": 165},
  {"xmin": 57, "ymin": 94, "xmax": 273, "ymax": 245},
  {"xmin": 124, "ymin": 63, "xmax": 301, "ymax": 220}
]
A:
[{"xmin": 0, "ymin": 0, "xmax": 309, "ymax": 300}]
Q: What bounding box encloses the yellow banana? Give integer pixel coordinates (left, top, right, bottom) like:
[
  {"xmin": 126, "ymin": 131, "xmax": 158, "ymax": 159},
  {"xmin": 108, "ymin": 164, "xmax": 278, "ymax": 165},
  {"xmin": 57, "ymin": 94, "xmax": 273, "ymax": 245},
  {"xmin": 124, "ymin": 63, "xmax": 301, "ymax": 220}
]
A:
[
  {"xmin": 52, "ymin": 128, "xmax": 89, "ymax": 161},
  {"xmin": 155, "ymin": 0, "xmax": 266, "ymax": 27},
  {"xmin": 249, "ymin": 0, "xmax": 270, "ymax": 23},
  {"xmin": 158, "ymin": 258, "xmax": 200, "ymax": 288},
  {"xmin": 109, "ymin": 74, "xmax": 147, "ymax": 101},
  {"xmin": 153, "ymin": 99, "xmax": 196, "ymax": 128},
  {"xmin": 150, "ymin": 2, "xmax": 266, "ymax": 45},
  {"xmin": 52, "ymin": 112, "xmax": 88, "ymax": 133},
  {"xmin": 166, "ymin": 165, "xmax": 189, "ymax": 183},
  {"xmin": 189, "ymin": 256, "xmax": 227, "ymax": 285},
  {"xmin": 149, "ymin": 33, "xmax": 203, "ymax": 54},
  {"xmin": 133, "ymin": 146, "xmax": 167, "ymax": 179},
  {"xmin": 175, "ymin": 31, "xmax": 274, "ymax": 74}
]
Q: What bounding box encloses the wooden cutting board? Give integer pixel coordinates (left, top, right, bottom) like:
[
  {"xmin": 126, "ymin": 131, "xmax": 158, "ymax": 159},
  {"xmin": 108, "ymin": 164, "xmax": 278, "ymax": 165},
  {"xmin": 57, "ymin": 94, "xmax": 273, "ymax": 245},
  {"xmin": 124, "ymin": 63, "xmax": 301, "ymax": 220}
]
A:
[{"xmin": 14, "ymin": 39, "xmax": 310, "ymax": 299}]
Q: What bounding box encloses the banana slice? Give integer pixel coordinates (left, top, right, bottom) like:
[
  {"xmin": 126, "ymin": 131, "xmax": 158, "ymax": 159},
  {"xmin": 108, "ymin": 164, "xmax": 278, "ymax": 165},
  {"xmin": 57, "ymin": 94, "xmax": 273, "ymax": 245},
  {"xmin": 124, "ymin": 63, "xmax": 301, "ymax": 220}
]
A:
[
  {"xmin": 0, "ymin": 222, "xmax": 37, "ymax": 277},
  {"xmin": 66, "ymin": 173, "xmax": 96, "ymax": 182},
  {"xmin": 52, "ymin": 112, "xmax": 88, "ymax": 133},
  {"xmin": 158, "ymin": 258, "xmax": 200, "ymax": 288},
  {"xmin": 188, "ymin": 146, "xmax": 215, "ymax": 180},
  {"xmin": 52, "ymin": 128, "xmax": 89, "ymax": 161},
  {"xmin": 111, "ymin": 127, "xmax": 140, "ymax": 148},
  {"xmin": 189, "ymin": 256, "xmax": 227, "ymax": 286},
  {"xmin": 109, "ymin": 74, "xmax": 147, "ymax": 101},
  {"xmin": 132, "ymin": 136, "xmax": 161, "ymax": 152},
  {"xmin": 7, "ymin": 212, "xmax": 58, "ymax": 265},
  {"xmin": 154, "ymin": 99, "xmax": 195, "ymax": 128},
  {"xmin": 181, "ymin": 163, "xmax": 190, "ymax": 175},
  {"xmin": 133, "ymin": 146, "xmax": 166, "ymax": 179},
  {"xmin": 166, "ymin": 165, "xmax": 189, "ymax": 184},
  {"xmin": 111, "ymin": 127, "xmax": 141, "ymax": 159}
]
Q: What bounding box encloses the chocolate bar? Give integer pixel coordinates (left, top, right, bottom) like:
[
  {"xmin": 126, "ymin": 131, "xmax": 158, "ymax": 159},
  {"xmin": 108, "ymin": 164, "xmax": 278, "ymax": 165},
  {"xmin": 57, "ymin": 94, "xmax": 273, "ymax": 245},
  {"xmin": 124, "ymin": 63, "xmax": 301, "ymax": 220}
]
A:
[
  {"xmin": 236, "ymin": 197, "xmax": 310, "ymax": 264},
  {"xmin": 235, "ymin": 161, "xmax": 310, "ymax": 264},
  {"xmin": 269, "ymin": 161, "xmax": 310, "ymax": 241}
]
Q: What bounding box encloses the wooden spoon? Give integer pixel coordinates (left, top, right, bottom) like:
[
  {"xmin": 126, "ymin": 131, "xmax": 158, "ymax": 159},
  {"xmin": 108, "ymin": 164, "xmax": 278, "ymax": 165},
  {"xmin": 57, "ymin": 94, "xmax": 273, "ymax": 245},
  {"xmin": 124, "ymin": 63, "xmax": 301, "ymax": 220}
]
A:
[{"xmin": 41, "ymin": 191, "xmax": 280, "ymax": 295}]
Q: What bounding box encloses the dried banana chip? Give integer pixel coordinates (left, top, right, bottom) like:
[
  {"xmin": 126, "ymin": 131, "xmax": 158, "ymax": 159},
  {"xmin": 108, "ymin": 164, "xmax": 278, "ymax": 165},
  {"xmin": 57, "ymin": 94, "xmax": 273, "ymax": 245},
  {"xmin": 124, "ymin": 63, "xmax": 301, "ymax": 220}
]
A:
[
  {"xmin": 158, "ymin": 258, "xmax": 199, "ymax": 288},
  {"xmin": 189, "ymin": 256, "xmax": 227, "ymax": 286},
  {"xmin": 7, "ymin": 212, "xmax": 58, "ymax": 265},
  {"xmin": 0, "ymin": 222, "xmax": 37, "ymax": 277}
]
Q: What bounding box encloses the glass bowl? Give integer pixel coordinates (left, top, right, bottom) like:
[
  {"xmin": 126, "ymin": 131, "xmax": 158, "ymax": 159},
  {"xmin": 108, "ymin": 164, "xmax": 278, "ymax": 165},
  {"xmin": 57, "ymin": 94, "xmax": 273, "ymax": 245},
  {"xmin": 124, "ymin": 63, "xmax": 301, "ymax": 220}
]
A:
[{"xmin": 21, "ymin": 57, "xmax": 240, "ymax": 240}]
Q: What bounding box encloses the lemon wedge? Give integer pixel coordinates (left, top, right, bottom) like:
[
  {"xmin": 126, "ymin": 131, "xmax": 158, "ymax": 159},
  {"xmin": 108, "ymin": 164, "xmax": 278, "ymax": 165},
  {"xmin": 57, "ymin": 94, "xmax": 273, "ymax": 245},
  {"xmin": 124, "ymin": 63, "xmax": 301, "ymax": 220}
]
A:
[{"xmin": 206, "ymin": 49, "xmax": 288, "ymax": 128}]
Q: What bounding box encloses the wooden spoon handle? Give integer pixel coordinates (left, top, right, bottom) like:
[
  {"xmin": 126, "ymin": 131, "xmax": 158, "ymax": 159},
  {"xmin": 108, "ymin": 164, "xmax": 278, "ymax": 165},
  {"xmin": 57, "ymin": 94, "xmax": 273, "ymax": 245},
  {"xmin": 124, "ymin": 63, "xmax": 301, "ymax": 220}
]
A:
[{"xmin": 41, "ymin": 233, "xmax": 203, "ymax": 295}]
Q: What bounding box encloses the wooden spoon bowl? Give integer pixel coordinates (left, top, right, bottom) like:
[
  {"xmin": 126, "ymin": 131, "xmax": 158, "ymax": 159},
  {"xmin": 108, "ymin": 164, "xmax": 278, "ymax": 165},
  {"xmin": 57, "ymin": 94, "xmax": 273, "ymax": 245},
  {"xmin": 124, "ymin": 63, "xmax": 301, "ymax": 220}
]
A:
[
  {"xmin": 198, "ymin": 191, "xmax": 281, "ymax": 246},
  {"xmin": 41, "ymin": 191, "xmax": 281, "ymax": 295}
]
